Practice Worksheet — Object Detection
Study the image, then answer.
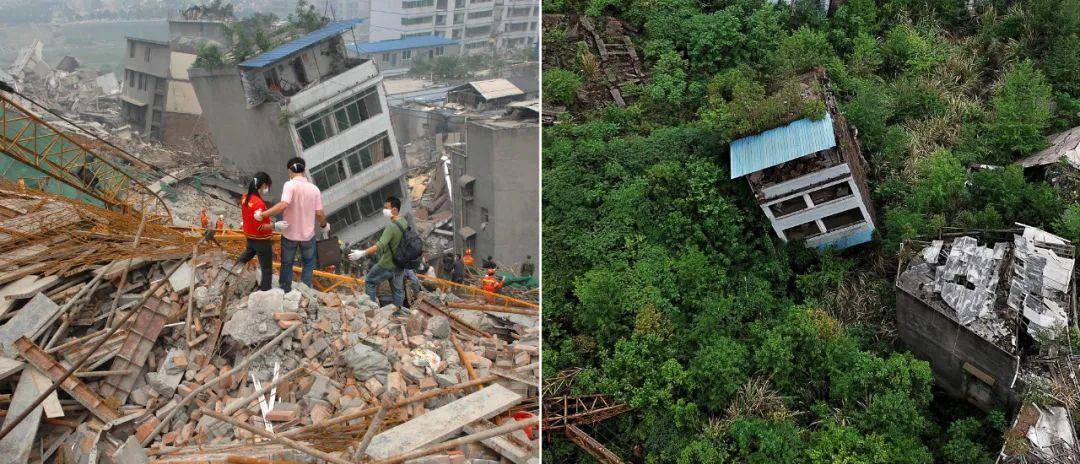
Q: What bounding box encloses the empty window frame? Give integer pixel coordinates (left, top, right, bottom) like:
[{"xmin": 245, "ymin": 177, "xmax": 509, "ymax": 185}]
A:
[
  {"xmin": 401, "ymin": 15, "xmax": 434, "ymax": 25},
  {"xmin": 820, "ymin": 207, "xmax": 864, "ymax": 232},
  {"xmin": 783, "ymin": 221, "xmax": 821, "ymax": 241},
  {"xmin": 402, "ymin": 0, "xmax": 434, "ymax": 8},
  {"xmin": 294, "ymin": 87, "xmax": 382, "ymax": 149},
  {"xmin": 768, "ymin": 196, "xmax": 809, "ymax": 217},
  {"xmin": 327, "ymin": 182, "xmax": 403, "ymax": 232},
  {"xmin": 808, "ymin": 181, "xmax": 853, "ymax": 205}
]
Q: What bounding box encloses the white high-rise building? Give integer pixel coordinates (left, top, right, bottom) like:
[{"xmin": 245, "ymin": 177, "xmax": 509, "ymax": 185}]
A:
[{"xmin": 363, "ymin": 0, "xmax": 536, "ymax": 55}]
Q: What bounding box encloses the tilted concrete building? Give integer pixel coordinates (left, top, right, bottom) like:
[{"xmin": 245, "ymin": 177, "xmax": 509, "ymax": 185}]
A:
[
  {"xmin": 729, "ymin": 71, "xmax": 876, "ymax": 249},
  {"xmin": 190, "ymin": 20, "xmax": 411, "ymax": 244},
  {"xmin": 120, "ymin": 37, "xmax": 171, "ymax": 140},
  {"xmin": 895, "ymin": 225, "xmax": 1074, "ymax": 410}
]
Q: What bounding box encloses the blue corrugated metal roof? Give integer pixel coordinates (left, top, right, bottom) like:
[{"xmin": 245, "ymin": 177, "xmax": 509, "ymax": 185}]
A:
[
  {"xmin": 238, "ymin": 19, "xmax": 362, "ymax": 69},
  {"xmin": 348, "ymin": 36, "xmax": 459, "ymax": 55},
  {"xmin": 729, "ymin": 113, "xmax": 836, "ymax": 179}
]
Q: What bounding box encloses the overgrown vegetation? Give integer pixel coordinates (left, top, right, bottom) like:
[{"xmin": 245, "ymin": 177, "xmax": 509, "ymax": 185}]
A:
[
  {"xmin": 542, "ymin": 0, "xmax": 1079, "ymax": 461},
  {"xmin": 408, "ymin": 54, "xmax": 511, "ymax": 79}
]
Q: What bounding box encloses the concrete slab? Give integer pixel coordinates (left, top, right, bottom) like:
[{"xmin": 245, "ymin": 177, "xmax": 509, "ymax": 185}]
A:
[
  {"xmin": 0, "ymin": 276, "xmax": 38, "ymax": 316},
  {"xmin": 463, "ymin": 420, "xmax": 531, "ymax": 464},
  {"xmin": 365, "ymin": 383, "xmax": 522, "ymax": 460},
  {"xmin": 168, "ymin": 262, "xmax": 194, "ymax": 294},
  {"xmin": 0, "ymin": 371, "xmax": 44, "ymax": 464},
  {"xmin": 3, "ymin": 275, "xmax": 58, "ymax": 300},
  {"xmin": 0, "ymin": 293, "xmax": 60, "ymax": 356},
  {"xmin": 0, "ymin": 357, "xmax": 23, "ymax": 381}
]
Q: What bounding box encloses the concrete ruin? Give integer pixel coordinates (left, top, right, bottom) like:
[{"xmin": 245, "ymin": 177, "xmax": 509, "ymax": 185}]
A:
[
  {"xmin": 729, "ymin": 71, "xmax": 876, "ymax": 250},
  {"xmin": 897, "ymin": 225, "xmax": 1075, "ymax": 409},
  {"xmin": 121, "ymin": 8, "xmax": 231, "ymax": 150}
]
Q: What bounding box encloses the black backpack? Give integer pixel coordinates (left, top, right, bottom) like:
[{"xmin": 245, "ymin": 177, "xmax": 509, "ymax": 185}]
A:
[{"xmin": 390, "ymin": 220, "xmax": 423, "ymax": 270}]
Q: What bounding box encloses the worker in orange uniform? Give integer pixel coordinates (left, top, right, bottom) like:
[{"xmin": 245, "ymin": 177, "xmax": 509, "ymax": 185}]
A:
[
  {"xmin": 215, "ymin": 214, "xmax": 225, "ymax": 232},
  {"xmin": 480, "ymin": 268, "xmax": 505, "ymax": 303},
  {"xmin": 462, "ymin": 248, "xmax": 475, "ymax": 268},
  {"xmin": 199, "ymin": 208, "xmax": 209, "ymax": 229}
]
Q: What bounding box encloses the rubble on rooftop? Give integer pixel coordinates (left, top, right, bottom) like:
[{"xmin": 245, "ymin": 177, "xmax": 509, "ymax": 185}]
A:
[
  {"xmin": 897, "ymin": 225, "xmax": 1075, "ymax": 350},
  {"xmin": 0, "ymin": 182, "xmax": 540, "ymax": 463}
]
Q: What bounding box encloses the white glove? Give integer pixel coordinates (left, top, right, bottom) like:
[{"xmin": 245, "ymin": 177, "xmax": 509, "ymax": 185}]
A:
[
  {"xmin": 253, "ymin": 209, "xmax": 264, "ymax": 221},
  {"xmin": 273, "ymin": 221, "xmax": 289, "ymax": 232},
  {"xmin": 348, "ymin": 249, "xmax": 367, "ymax": 261}
]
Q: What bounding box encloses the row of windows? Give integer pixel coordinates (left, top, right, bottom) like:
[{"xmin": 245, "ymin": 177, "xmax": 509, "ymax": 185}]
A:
[
  {"xmin": 508, "ymin": 6, "xmax": 534, "ymax": 16},
  {"xmin": 401, "ymin": 15, "xmax": 433, "ymax": 25},
  {"xmin": 294, "ymin": 87, "xmax": 382, "ymax": 149},
  {"xmin": 402, "ymin": 0, "xmax": 434, "ymax": 8},
  {"xmin": 125, "ymin": 69, "xmax": 161, "ymax": 92},
  {"xmin": 464, "ymin": 41, "xmax": 489, "ymax": 49},
  {"xmin": 128, "ymin": 42, "xmax": 152, "ymax": 61},
  {"xmin": 405, "ymin": 31, "xmax": 433, "ymax": 37},
  {"xmin": 380, "ymin": 47, "xmax": 445, "ymax": 63},
  {"xmin": 466, "ymin": 25, "xmax": 491, "ymax": 37},
  {"xmin": 311, "ymin": 133, "xmax": 393, "ymax": 191},
  {"xmin": 505, "ymin": 21, "xmax": 532, "ymax": 32},
  {"xmin": 327, "ymin": 182, "xmax": 402, "ymax": 233},
  {"xmin": 467, "ymin": 9, "xmax": 492, "ymax": 18}
]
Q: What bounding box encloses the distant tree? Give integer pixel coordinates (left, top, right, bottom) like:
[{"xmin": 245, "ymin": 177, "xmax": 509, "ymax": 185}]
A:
[{"xmin": 192, "ymin": 44, "xmax": 226, "ymax": 69}]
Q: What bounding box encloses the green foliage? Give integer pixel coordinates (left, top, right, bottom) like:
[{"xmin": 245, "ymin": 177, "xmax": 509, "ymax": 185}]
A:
[
  {"xmin": 192, "ymin": 44, "xmax": 225, "ymax": 69},
  {"xmin": 983, "ymin": 60, "xmax": 1053, "ymax": 163},
  {"xmin": 543, "ymin": 0, "xmax": 1069, "ymax": 462},
  {"xmin": 543, "ymin": 67, "xmax": 582, "ymax": 105},
  {"xmin": 288, "ymin": 0, "xmax": 323, "ymax": 32}
]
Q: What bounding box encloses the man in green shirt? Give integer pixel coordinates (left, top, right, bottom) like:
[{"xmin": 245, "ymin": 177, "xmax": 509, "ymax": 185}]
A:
[{"xmin": 348, "ymin": 196, "xmax": 408, "ymax": 308}]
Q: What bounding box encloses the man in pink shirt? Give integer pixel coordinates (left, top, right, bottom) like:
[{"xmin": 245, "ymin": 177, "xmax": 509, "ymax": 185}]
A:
[{"xmin": 254, "ymin": 157, "xmax": 327, "ymax": 292}]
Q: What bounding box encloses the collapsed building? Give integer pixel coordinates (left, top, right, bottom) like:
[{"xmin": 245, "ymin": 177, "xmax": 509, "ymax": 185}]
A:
[
  {"xmin": 388, "ymin": 85, "xmax": 539, "ymax": 272},
  {"xmin": 190, "ymin": 20, "xmax": 413, "ymax": 245},
  {"xmin": 0, "ymin": 181, "xmax": 539, "ymax": 463},
  {"xmin": 729, "ymin": 71, "xmax": 876, "ymax": 250},
  {"xmin": 895, "ymin": 225, "xmax": 1079, "ymax": 461},
  {"xmin": 4, "ymin": 40, "xmax": 124, "ymax": 133}
]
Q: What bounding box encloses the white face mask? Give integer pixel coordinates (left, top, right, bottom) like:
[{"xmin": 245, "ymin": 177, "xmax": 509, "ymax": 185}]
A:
[
  {"xmin": 382, "ymin": 208, "xmax": 392, "ymax": 217},
  {"xmin": 259, "ymin": 187, "xmax": 269, "ymax": 195}
]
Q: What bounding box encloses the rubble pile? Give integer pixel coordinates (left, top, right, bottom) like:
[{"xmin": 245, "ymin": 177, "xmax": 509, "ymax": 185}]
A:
[
  {"xmin": 5, "ymin": 40, "xmax": 123, "ymax": 133},
  {"xmin": 0, "ymin": 184, "xmax": 540, "ymax": 463}
]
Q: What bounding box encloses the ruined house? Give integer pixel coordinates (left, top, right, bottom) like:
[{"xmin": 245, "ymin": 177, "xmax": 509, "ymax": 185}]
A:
[
  {"xmin": 896, "ymin": 225, "xmax": 1075, "ymax": 411},
  {"xmin": 447, "ymin": 79, "xmax": 527, "ymax": 111},
  {"xmin": 728, "ymin": 72, "xmax": 876, "ymax": 249},
  {"xmin": 1018, "ymin": 125, "xmax": 1080, "ymax": 203}
]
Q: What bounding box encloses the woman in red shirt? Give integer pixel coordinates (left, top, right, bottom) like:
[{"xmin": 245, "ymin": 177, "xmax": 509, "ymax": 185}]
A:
[{"xmin": 237, "ymin": 172, "xmax": 275, "ymax": 291}]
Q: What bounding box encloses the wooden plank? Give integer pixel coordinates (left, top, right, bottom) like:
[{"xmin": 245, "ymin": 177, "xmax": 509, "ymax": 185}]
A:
[{"xmin": 364, "ymin": 384, "xmax": 523, "ymax": 460}]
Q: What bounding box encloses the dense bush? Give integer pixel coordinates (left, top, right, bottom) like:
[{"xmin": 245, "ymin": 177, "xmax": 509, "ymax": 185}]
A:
[{"xmin": 543, "ymin": 0, "xmax": 1078, "ymax": 461}]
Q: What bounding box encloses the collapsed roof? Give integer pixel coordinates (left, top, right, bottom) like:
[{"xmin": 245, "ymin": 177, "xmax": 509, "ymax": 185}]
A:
[{"xmin": 897, "ymin": 224, "xmax": 1075, "ymax": 351}]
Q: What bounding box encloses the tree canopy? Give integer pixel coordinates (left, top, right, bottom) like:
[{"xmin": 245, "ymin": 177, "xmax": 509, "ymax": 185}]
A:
[{"xmin": 542, "ymin": 0, "xmax": 1079, "ymax": 461}]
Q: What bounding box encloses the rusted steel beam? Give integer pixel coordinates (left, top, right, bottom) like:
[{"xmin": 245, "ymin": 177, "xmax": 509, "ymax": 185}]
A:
[{"xmin": 13, "ymin": 336, "xmax": 121, "ymax": 423}]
